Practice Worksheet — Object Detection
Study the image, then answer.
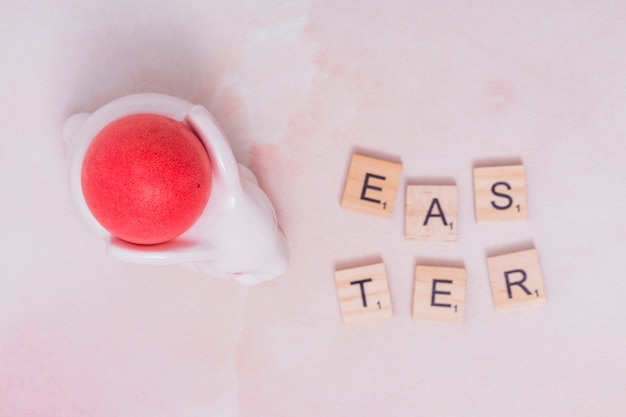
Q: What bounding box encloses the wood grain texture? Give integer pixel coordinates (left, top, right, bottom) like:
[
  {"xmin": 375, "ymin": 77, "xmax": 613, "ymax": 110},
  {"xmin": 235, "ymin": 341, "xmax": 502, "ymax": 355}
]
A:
[
  {"xmin": 412, "ymin": 265, "xmax": 466, "ymax": 323},
  {"xmin": 487, "ymin": 249, "xmax": 546, "ymax": 312},
  {"xmin": 341, "ymin": 154, "xmax": 403, "ymax": 219},
  {"xmin": 335, "ymin": 262, "xmax": 393, "ymax": 325},
  {"xmin": 405, "ymin": 185, "xmax": 458, "ymax": 241},
  {"xmin": 473, "ymin": 165, "xmax": 527, "ymax": 223}
]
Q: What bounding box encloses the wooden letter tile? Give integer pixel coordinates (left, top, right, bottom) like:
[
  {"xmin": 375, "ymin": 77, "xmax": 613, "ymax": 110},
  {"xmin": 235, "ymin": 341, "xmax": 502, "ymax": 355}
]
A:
[
  {"xmin": 341, "ymin": 154, "xmax": 403, "ymax": 219},
  {"xmin": 406, "ymin": 185, "xmax": 458, "ymax": 241},
  {"xmin": 335, "ymin": 262, "xmax": 393, "ymax": 325},
  {"xmin": 412, "ymin": 265, "xmax": 466, "ymax": 323},
  {"xmin": 473, "ymin": 165, "xmax": 528, "ymax": 223},
  {"xmin": 487, "ymin": 248, "xmax": 546, "ymax": 312}
]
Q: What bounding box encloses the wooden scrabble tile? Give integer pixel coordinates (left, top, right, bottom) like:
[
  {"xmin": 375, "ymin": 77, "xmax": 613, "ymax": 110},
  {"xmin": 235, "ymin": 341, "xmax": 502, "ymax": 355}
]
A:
[
  {"xmin": 405, "ymin": 185, "xmax": 458, "ymax": 241},
  {"xmin": 341, "ymin": 154, "xmax": 403, "ymax": 219},
  {"xmin": 473, "ymin": 165, "xmax": 528, "ymax": 223},
  {"xmin": 412, "ymin": 265, "xmax": 466, "ymax": 323},
  {"xmin": 487, "ymin": 248, "xmax": 546, "ymax": 312},
  {"xmin": 334, "ymin": 262, "xmax": 393, "ymax": 325}
]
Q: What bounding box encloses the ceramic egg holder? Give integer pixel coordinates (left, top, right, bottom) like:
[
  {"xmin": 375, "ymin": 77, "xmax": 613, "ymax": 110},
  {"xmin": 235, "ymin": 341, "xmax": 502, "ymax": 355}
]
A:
[{"xmin": 64, "ymin": 94, "xmax": 289, "ymax": 285}]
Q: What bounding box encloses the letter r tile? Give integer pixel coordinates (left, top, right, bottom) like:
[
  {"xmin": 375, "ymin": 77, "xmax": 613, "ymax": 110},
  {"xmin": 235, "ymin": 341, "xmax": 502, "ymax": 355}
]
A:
[
  {"xmin": 473, "ymin": 165, "xmax": 528, "ymax": 223},
  {"xmin": 487, "ymin": 248, "xmax": 546, "ymax": 312},
  {"xmin": 341, "ymin": 154, "xmax": 403, "ymax": 219},
  {"xmin": 334, "ymin": 262, "xmax": 393, "ymax": 325}
]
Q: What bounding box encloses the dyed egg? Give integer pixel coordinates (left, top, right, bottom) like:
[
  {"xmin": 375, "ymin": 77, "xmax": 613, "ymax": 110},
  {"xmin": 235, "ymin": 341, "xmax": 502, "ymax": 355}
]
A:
[{"xmin": 81, "ymin": 113, "xmax": 212, "ymax": 245}]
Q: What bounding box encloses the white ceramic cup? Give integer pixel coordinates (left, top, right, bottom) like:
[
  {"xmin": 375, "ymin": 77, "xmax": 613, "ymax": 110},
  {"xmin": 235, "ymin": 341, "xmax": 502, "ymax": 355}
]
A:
[{"xmin": 64, "ymin": 93, "xmax": 289, "ymax": 285}]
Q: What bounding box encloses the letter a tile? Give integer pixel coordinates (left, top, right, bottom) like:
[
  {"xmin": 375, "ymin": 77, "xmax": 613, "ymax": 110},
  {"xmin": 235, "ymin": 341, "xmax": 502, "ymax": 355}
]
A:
[
  {"xmin": 412, "ymin": 265, "xmax": 466, "ymax": 323},
  {"xmin": 473, "ymin": 165, "xmax": 528, "ymax": 223},
  {"xmin": 406, "ymin": 185, "xmax": 458, "ymax": 241},
  {"xmin": 334, "ymin": 262, "xmax": 393, "ymax": 325},
  {"xmin": 487, "ymin": 248, "xmax": 546, "ymax": 312},
  {"xmin": 341, "ymin": 154, "xmax": 403, "ymax": 219}
]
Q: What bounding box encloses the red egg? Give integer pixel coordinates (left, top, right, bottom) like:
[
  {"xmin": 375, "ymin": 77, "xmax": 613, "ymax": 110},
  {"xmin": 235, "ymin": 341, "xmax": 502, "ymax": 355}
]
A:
[{"xmin": 81, "ymin": 113, "xmax": 212, "ymax": 245}]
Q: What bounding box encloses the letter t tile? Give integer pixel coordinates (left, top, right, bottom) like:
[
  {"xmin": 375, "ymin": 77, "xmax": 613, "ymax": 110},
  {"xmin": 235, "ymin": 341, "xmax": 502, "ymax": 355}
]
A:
[{"xmin": 334, "ymin": 262, "xmax": 394, "ymax": 325}]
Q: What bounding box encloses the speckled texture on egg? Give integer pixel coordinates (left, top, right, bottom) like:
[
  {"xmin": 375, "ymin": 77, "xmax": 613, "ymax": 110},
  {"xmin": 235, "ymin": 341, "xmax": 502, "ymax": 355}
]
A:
[{"xmin": 81, "ymin": 113, "xmax": 212, "ymax": 245}]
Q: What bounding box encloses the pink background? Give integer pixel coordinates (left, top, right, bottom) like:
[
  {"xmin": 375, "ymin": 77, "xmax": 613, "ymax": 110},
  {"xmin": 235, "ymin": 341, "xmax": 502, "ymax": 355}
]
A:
[{"xmin": 2, "ymin": 1, "xmax": 625, "ymax": 416}]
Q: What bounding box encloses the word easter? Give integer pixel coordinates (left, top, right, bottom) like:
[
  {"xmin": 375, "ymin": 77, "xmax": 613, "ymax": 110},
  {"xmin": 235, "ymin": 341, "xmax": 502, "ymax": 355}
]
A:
[{"xmin": 335, "ymin": 154, "xmax": 545, "ymax": 326}]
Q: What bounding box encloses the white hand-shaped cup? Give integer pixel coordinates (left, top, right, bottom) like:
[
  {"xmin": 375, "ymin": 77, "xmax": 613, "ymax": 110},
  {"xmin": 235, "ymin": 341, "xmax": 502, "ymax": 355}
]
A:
[{"xmin": 64, "ymin": 94, "xmax": 289, "ymax": 285}]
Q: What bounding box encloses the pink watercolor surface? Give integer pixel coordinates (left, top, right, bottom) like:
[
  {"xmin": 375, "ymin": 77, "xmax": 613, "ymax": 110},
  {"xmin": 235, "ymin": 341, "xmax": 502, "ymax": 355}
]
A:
[{"xmin": 1, "ymin": 1, "xmax": 626, "ymax": 416}]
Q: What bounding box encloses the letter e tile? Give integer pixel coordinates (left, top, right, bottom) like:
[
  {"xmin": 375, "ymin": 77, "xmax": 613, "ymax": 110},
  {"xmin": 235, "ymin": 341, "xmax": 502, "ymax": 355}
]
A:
[
  {"xmin": 412, "ymin": 265, "xmax": 466, "ymax": 323},
  {"xmin": 341, "ymin": 154, "xmax": 403, "ymax": 219},
  {"xmin": 334, "ymin": 262, "xmax": 393, "ymax": 325},
  {"xmin": 487, "ymin": 248, "xmax": 546, "ymax": 312}
]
